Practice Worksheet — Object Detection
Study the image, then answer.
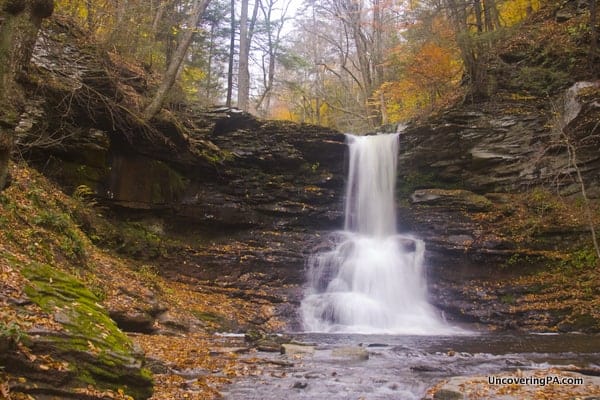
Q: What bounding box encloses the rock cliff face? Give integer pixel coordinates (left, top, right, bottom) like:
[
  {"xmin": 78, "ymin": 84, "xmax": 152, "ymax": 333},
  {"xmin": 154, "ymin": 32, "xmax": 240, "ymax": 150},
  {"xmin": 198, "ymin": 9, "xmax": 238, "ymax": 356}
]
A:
[{"xmin": 395, "ymin": 83, "xmax": 600, "ymax": 330}]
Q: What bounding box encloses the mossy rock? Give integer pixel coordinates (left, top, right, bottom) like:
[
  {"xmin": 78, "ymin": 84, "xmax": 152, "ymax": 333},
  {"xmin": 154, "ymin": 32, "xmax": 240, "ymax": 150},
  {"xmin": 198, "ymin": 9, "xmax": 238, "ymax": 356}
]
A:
[{"xmin": 21, "ymin": 262, "xmax": 153, "ymax": 399}]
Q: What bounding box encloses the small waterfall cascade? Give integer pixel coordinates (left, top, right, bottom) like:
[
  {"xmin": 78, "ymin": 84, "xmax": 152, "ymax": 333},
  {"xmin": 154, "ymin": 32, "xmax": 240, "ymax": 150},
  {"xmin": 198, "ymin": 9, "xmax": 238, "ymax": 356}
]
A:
[{"xmin": 301, "ymin": 133, "xmax": 452, "ymax": 334}]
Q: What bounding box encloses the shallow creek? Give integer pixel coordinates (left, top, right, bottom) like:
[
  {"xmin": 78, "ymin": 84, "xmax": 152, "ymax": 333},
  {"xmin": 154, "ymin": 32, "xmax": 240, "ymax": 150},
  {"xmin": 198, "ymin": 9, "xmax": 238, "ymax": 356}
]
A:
[{"xmin": 219, "ymin": 332, "xmax": 600, "ymax": 399}]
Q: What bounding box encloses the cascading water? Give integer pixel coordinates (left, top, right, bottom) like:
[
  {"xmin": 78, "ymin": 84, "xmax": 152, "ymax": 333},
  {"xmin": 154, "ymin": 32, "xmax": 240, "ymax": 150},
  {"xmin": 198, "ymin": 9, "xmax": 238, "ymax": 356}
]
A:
[{"xmin": 301, "ymin": 133, "xmax": 452, "ymax": 334}]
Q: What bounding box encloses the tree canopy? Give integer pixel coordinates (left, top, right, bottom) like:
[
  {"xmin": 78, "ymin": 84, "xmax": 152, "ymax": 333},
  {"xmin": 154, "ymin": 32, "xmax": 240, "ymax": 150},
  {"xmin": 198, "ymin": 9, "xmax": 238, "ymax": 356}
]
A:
[{"xmin": 45, "ymin": 0, "xmax": 597, "ymax": 131}]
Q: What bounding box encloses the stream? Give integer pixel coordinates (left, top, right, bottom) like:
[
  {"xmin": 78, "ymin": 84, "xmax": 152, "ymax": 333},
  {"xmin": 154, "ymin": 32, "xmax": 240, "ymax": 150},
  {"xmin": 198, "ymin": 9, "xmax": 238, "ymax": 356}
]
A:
[{"xmin": 220, "ymin": 332, "xmax": 600, "ymax": 399}]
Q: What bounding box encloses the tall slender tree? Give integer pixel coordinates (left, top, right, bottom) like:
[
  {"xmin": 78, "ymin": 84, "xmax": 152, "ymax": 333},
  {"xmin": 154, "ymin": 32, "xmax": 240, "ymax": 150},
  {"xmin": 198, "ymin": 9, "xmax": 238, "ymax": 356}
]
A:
[
  {"xmin": 237, "ymin": 0, "xmax": 260, "ymax": 111},
  {"xmin": 226, "ymin": 0, "xmax": 235, "ymax": 106},
  {"xmin": 237, "ymin": 0, "xmax": 250, "ymax": 110}
]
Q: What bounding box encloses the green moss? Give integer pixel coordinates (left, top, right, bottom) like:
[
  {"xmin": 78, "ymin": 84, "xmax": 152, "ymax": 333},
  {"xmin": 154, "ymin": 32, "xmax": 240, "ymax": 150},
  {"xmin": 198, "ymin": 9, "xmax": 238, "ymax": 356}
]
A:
[
  {"xmin": 45, "ymin": 157, "xmax": 109, "ymax": 191},
  {"xmin": 23, "ymin": 264, "xmax": 130, "ymax": 351},
  {"xmin": 500, "ymin": 294, "xmax": 516, "ymax": 304},
  {"xmin": 556, "ymin": 247, "xmax": 598, "ymax": 272},
  {"xmin": 0, "ymin": 320, "xmax": 26, "ymax": 349},
  {"xmin": 119, "ymin": 222, "xmax": 165, "ymax": 258},
  {"xmin": 200, "ymin": 147, "xmax": 235, "ymax": 165},
  {"xmin": 31, "ymin": 209, "xmax": 87, "ymax": 261},
  {"xmin": 21, "ymin": 262, "xmax": 153, "ymax": 399}
]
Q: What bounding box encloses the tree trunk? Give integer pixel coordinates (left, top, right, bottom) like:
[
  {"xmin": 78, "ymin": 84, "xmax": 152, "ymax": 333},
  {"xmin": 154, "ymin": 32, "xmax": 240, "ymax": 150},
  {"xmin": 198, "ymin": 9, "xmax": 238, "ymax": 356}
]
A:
[
  {"xmin": 237, "ymin": 0, "xmax": 249, "ymax": 110},
  {"xmin": 85, "ymin": 0, "xmax": 94, "ymax": 30},
  {"xmin": 226, "ymin": 0, "xmax": 235, "ymax": 107},
  {"xmin": 445, "ymin": 0, "xmax": 488, "ymax": 101},
  {"xmin": 372, "ymin": 0, "xmax": 384, "ymax": 87},
  {"xmin": 474, "ymin": 0, "xmax": 483, "ymax": 32},
  {"xmin": 152, "ymin": 0, "xmax": 166, "ymax": 36},
  {"xmin": 337, "ymin": 0, "xmax": 374, "ymax": 126},
  {"xmin": 483, "ymin": 0, "xmax": 501, "ymax": 31},
  {"xmin": 205, "ymin": 22, "xmax": 215, "ymax": 99},
  {"xmin": 237, "ymin": 0, "xmax": 259, "ymax": 111},
  {"xmin": 143, "ymin": 0, "xmax": 210, "ymax": 121},
  {"xmin": 0, "ymin": 0, "xmax": 54, "ymax": 190},
  {"xmin": 255, "ymin": 0, "xmax": 290, "ymax": 115}
]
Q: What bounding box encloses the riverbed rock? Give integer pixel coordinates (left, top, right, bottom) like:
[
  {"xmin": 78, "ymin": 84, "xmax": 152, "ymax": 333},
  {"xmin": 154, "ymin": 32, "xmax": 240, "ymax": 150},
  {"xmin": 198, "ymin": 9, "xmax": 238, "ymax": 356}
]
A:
[{"xmin": 281, "ymin": 343, "xmax": 316, "ymax": 356}]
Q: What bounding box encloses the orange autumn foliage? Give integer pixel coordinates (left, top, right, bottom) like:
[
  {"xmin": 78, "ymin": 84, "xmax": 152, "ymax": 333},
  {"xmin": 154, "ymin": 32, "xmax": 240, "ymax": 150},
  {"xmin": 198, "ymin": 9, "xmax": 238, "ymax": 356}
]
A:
[{"xmin": 379, "ymin": 40, "xmax": 462, "ymax": 122}]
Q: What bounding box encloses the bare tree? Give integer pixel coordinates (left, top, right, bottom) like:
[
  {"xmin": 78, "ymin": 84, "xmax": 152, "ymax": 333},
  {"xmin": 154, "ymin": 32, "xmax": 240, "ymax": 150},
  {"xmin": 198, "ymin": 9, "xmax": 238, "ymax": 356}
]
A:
[{"xmin": 255, "ymin": 0, "xmax": 293, "ymax": 115}]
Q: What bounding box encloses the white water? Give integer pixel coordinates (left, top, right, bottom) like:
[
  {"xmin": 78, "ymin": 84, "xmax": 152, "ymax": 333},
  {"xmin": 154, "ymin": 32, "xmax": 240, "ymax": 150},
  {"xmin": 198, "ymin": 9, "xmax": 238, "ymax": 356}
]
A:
[{"xmin": 301, "ymin": 133, "xmax": 452, "ymax": 334}]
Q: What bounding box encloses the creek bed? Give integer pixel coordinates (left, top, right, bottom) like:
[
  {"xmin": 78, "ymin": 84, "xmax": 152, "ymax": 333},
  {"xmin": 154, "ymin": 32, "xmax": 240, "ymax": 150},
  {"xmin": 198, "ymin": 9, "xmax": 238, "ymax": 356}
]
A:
[{"xmin": 220, "ymin": 332, "xmax": 600, "ymax": 399}]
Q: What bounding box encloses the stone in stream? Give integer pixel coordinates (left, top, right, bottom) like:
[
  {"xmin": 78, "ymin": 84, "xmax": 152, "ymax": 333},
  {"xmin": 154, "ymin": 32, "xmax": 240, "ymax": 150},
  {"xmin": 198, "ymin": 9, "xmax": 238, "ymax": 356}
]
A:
[
  {"xmin": 281, "ymin": 343, "xmax": 316, "ymax": 355},
  {"xmin": 292, "ymin": 381, "xmax": 308, "ymax": 389},
  {"xmin": 256, "ymin": 340, "xmax": 282, "ymax": 352},
  {"xmin": 304, "ymin": 372, "xmax": 326, "ymax": 379}
]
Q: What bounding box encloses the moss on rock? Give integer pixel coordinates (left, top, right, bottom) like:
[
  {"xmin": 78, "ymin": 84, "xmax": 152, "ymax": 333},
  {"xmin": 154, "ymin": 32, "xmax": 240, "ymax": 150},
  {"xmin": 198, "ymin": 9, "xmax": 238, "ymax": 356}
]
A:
[{"xmin": 22, "ymin": 262, "xmax": 153, "ymax": 399}]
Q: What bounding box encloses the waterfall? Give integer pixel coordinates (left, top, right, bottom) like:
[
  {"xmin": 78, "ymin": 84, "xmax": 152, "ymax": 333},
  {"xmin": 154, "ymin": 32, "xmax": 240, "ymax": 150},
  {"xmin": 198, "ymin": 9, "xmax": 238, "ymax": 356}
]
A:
[{"xmin": 301, "ymin": 133, "xmax": 452, "ymax": 334}]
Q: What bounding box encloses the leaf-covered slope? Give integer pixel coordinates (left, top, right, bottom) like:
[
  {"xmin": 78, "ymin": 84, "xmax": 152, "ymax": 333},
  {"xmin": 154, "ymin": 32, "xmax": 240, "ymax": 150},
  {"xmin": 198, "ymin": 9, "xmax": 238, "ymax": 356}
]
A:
[{"xmin": 0, "ymin": 162, "xmax": 289, "ymax": 399}]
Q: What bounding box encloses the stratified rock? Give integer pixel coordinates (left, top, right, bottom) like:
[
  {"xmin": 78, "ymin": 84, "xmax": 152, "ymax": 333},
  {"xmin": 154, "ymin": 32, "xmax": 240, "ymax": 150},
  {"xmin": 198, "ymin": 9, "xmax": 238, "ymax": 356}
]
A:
[{"xmin": 410, "ymin": 189, "xmax": 492, "ymax": 211}]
